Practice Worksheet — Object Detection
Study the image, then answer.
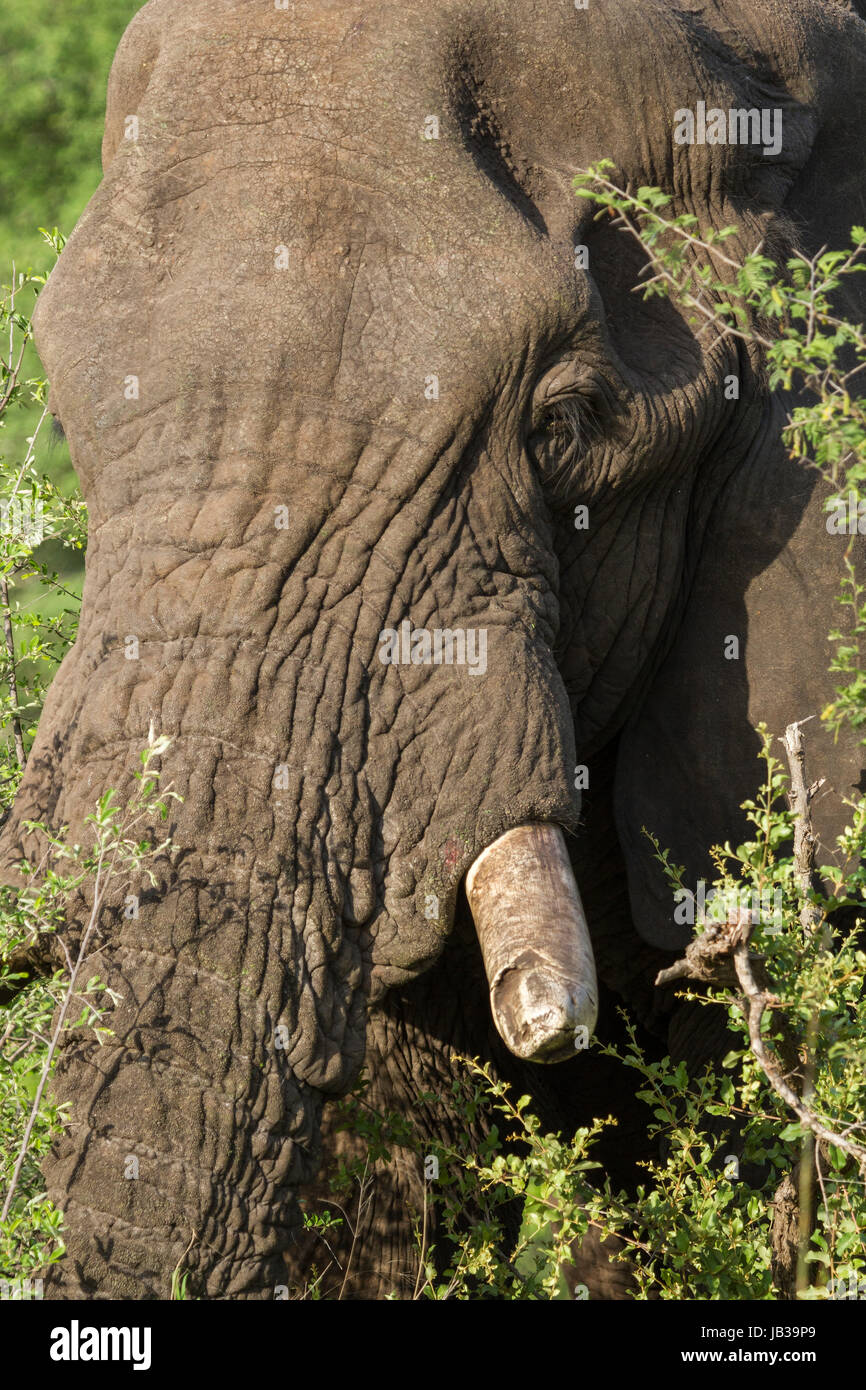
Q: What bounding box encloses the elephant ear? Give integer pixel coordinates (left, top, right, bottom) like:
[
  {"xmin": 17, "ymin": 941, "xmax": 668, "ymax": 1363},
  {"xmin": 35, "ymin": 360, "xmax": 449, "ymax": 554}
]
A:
[
  {"xmin": 615, "ymin": 432, "xmax": 866, "ymax": 950},
  {"xmin": 617, "ymin": 10, "xmax": 866, "ymax": 950},
  {"xmin": 614, "ymin": 13, "xmax": 866, "ymax": 950}
]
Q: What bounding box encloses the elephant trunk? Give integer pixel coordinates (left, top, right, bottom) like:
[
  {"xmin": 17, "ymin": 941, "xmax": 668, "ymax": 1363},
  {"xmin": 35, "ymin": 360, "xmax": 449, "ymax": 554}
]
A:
[{"xmin": 465, "ymin": 823, "xmax": 598, "ymax": 1063}]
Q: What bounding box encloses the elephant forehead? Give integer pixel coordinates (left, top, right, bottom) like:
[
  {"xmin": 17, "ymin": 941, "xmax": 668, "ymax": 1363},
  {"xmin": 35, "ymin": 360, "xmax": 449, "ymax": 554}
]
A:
[
  {"xmin": 103, "ymin": 0, "xmax": 825, "ymax": 199},
  {"xmin": 36, "ymin": 1, "xmax": 575, "ymax": 436},
  {"xmin": 37, "ymin": 0, "xmax": 833, "ymax": 433}
]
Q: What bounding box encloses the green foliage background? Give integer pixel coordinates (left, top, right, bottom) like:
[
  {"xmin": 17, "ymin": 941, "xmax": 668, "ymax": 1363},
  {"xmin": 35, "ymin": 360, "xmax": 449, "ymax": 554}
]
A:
[
  {"xmin": 0, "ymin": 0, "xmax": 141, "ymax": 503},
  {"xmin": 0, "ymin": 0, "xmax": 139, "ymax": 260}
]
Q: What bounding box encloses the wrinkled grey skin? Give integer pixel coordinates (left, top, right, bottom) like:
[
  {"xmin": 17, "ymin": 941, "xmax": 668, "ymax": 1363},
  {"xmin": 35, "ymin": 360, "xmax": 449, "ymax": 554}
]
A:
[{"xmin": 2, "ymin": 0, "xmax": 865, "ymax": 1298}]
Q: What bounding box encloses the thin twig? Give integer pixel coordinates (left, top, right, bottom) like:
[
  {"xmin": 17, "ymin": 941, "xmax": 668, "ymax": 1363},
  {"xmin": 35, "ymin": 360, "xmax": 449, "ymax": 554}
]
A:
[
  {"xmin": 1, "ymin": 838, "xmax": 109, "ymax": 1221},
  {"xmin": 0, "ymin": 572, "xmax": 26, "ymax": 770},
  {"xmin": 780, "ymin": 719, "xmax": 831, "ymax": 1293},
  {"xmin": 170, "ymin": 1229, "xmax": 198, "ymax": 1299},
  {"xmin": 413, "ymin": 1175, "xmax": 430, "ymax": 1300},
  {"xmin": 338, "ymin": 1154, "xmax": 371, "ymax": 1299}
]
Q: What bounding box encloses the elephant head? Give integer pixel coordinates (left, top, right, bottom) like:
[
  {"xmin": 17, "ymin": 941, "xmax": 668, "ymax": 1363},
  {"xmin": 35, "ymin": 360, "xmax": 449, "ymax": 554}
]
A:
[{"xmin": 3, "ymin": 0, "xmax": 865, "ymax": 1298}]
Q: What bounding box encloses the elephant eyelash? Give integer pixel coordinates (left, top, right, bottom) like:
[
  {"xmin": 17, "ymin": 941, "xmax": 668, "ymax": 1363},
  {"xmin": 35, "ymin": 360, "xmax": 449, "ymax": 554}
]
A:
[
  {"xmin": 544, "ymin": 394, "xmax": 593, "ymax": 445},
  {"xmin": 533, "ymin": 393, "xmax": 603, "ymax": 499}
]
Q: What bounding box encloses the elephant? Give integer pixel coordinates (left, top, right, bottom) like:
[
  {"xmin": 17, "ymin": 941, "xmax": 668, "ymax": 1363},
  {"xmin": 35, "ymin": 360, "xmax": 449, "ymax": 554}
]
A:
[{"xmin": 3, "ymin": 0, "xmax": 866, "ymax": 1299}]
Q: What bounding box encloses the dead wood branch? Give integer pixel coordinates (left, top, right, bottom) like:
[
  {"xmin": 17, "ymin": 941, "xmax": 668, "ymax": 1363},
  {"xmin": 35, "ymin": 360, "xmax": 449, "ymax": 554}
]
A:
[{"xmin": 781, "ymin": 718, "xmax": 826, "ymax": 937}]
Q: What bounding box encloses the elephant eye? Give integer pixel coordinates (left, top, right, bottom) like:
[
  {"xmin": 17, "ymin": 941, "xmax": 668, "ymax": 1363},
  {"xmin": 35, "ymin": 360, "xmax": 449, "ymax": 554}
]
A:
[
  {"xmin": 543, "ymin": 395, "xmax": 593, "ymax": 446},
  {"xmin": 528, "ymin": 392, "xmax": 601, "ymax": 497}
]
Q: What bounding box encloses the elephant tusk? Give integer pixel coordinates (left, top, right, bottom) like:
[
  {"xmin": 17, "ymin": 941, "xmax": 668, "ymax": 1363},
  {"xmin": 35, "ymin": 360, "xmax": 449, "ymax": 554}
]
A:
[{"xmin": 465, "ymin": 823, "xmax": 598, "ymax": 1064}]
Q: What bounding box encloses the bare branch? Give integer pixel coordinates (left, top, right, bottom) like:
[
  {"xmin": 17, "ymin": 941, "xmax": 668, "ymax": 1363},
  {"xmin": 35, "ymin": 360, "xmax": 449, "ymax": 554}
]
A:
[
  {"xmin": 732, "ymin": 923, "xmax": 866, "ymax": 1174},
  {"xmin": 780, "ymin": 718, "xmax": 827, "ymax": 937}
]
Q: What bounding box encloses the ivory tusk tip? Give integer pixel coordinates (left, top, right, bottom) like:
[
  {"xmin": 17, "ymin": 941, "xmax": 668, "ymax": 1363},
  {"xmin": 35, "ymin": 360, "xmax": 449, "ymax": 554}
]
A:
[
  {"xmin": 491, "ymin": 965, "xmax": 597, "ymax": 1064},
  {"xmin": 465, "ymin": 822, "xmax": 599, "ymax": 1064}
]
